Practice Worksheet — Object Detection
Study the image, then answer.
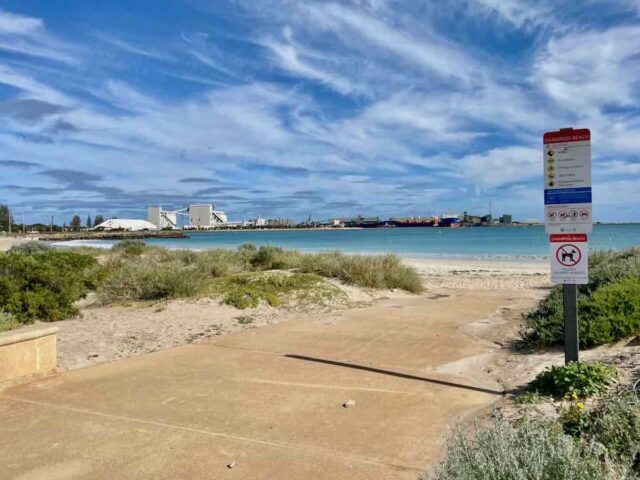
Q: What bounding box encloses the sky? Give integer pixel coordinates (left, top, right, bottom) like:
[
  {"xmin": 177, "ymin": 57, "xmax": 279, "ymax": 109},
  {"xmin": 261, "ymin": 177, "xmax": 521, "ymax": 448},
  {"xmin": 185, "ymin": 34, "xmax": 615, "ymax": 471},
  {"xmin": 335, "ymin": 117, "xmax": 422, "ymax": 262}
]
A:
[{"xmin": 0, "ymin": 0, "xmax": 639, "ymax": 224}]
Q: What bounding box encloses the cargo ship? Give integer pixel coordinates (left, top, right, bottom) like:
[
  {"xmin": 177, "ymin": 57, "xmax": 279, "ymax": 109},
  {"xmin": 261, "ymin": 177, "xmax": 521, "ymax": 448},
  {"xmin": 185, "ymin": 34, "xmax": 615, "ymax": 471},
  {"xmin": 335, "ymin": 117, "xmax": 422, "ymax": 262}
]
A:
[
  {"xmin": 389, "ymin": 217, "xmax": 436, "ymax": 227},
  {"xmin": 344, "ymin": 216, "xmax": 392, "ymax": 228},
  {"xmin": 436, "ymin": 213, "xmax": 461, "ymax": 227}
]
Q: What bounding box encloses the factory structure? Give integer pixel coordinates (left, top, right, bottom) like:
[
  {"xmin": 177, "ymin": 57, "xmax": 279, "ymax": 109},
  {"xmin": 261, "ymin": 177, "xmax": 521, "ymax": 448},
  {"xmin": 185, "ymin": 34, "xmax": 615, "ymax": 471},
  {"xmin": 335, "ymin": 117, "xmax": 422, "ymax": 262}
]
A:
[{"xmin": 147, "ymin": 204, "xmax": 228, "ymax": 230}]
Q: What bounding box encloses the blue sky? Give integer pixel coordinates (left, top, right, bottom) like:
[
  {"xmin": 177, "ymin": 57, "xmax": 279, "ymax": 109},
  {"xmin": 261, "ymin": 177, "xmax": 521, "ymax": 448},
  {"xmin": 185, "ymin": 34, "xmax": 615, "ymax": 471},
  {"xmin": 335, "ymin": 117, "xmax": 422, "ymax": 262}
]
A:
[{"xmin": 0, "ymin": 0, "xmax": 639, "ymax": 224}]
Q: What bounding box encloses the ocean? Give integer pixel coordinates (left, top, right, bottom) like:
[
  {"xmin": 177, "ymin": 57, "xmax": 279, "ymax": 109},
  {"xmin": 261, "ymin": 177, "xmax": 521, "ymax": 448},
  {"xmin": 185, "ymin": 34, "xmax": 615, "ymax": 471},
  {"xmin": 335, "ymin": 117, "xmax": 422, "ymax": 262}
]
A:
[{"xmin": 59, "ymin": 224, "xmax": 640, "ymax": 261}]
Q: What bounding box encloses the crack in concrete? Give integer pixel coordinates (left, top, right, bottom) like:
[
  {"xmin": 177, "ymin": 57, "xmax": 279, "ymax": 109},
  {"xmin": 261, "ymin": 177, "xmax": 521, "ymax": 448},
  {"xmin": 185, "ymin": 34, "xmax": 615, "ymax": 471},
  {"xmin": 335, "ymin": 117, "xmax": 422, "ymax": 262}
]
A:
[{"xmin": 0, "ymin": 394, "xmax": 423, "ymax": 474}]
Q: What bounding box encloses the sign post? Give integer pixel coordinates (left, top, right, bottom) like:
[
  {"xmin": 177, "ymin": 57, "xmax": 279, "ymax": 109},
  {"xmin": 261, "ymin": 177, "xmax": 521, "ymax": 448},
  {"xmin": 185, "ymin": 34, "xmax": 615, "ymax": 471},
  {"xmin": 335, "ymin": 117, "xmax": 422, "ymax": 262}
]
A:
[{"xmin": 544, "ymin": 128, "xmax": 591, "ymax": 364}]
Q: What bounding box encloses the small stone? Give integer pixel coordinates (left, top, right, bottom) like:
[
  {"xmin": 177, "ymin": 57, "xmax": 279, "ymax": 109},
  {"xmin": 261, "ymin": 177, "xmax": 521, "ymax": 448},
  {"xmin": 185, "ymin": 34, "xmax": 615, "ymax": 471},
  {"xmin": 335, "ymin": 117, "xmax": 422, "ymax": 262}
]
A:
[
  {"xmin": 342, "ymin": 400, "xmax": 356, "ymax": 408},
  {"xmin": 87, "ymin": 353, "xmax": 99, "ymax": 358},
  {"xmin": 227, "ymin": 461, "xmax": 236, "ymax": 469}
]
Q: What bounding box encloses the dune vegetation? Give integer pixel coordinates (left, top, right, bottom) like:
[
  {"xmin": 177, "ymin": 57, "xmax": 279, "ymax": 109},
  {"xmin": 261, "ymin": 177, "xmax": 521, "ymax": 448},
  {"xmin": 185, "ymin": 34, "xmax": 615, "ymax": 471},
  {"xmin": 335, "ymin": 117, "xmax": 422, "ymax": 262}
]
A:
[
  {"xmin": 0, "ymin": 240, "xmax": 423, "ymax": 329},
  {"xmin": 522, "ymin": 247, "xmax": 640, "ymax": 349}
]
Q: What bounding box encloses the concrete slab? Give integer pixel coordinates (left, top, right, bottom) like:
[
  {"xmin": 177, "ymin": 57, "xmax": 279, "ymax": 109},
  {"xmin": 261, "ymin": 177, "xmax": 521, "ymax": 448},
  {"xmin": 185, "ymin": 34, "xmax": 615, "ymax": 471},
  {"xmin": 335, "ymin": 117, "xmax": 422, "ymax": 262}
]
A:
[{"xmin": 0, "ymin": 289, "xmax": 518, "ymax": 480}]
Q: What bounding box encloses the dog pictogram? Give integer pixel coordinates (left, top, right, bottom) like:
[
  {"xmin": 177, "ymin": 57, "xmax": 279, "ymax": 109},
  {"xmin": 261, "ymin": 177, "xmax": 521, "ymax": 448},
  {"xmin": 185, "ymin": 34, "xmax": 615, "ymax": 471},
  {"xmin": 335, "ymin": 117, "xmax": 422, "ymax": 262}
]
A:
[{"xmin": 556, "ymin": 244, "xmax": 582, "ymax": 267}]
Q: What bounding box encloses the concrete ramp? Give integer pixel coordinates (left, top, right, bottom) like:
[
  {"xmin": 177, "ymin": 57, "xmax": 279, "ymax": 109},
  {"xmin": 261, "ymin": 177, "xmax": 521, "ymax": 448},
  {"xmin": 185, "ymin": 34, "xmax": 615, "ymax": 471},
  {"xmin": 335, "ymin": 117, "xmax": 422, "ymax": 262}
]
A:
[{"xmin": 0, "ymin": 290, "xmax": 513, "ymax": 479}]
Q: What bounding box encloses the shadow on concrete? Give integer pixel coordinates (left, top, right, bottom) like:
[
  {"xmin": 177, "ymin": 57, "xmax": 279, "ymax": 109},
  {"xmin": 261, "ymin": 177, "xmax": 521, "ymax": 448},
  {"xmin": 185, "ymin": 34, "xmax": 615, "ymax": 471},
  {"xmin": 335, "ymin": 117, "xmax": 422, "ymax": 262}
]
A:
[{"xmin": 285, "ymin": 354, "xmax": 505, "ymax": 396}]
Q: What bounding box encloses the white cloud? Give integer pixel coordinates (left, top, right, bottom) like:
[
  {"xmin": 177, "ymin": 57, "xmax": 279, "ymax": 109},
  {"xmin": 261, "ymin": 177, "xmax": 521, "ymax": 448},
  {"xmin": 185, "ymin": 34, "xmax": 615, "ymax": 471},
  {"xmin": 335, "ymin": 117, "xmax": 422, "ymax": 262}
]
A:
[
  {"xmin": 534, "ymin": 26, "xmax": 640, "ymax": 114},
  {"xmin": 0, "ymin": 9, "xmax": 43, "ymax": 35},
  {"xmin": 260, "ymin": 33, "xmax": 357, "ymax": 95},
  {"xmin": 467, "ymin": 0, "xmax": 554, "ymax": 30},
  {"xmin": 0, "ymin": 65, "xmax": 72, "ymax": 105},
  {"xmin": 95, "ymin": 34, "xmax": 174, "ymax": 61},
  {"xmin": 0, "ymin": 10, "xmax": 77, "ymax": 64},
  {"xmin": 595, "ymin": 160, "xmax": 640, "ymax": 176},
  {"xmin": 305, "ymin": 2, "xmax": 478, "ymax": 82},
  {"xmin": 457, "ymin": 146, "xmax": 539, "ymax": 189}
]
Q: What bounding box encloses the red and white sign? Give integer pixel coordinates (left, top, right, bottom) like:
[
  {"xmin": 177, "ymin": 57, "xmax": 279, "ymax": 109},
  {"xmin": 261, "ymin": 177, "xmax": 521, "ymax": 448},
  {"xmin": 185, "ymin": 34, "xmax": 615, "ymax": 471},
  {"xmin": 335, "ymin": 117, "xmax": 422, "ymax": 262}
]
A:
[
  {"xmin": 550, "ymin": 234, "xmax": 588, "ymax": 284},
  {"xmin": 543, "ymin": 128, "xmax": 592, "ymax": 234}
]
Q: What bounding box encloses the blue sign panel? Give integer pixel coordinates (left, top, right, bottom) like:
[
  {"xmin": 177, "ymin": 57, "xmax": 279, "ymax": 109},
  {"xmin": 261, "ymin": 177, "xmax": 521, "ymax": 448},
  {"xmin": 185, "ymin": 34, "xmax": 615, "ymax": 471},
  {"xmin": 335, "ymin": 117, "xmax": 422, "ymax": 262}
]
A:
[{"xmin": 544, "ymin": 187, "xmax": 592, "ymax": 205}]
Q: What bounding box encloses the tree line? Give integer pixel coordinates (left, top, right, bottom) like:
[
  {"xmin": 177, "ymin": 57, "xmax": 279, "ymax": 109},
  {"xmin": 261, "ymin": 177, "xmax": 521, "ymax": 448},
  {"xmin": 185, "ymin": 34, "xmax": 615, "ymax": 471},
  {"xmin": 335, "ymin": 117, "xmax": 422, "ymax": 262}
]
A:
[{"xmin": 0, "ymin": 204, "xmax": 106, "ymax": 232}]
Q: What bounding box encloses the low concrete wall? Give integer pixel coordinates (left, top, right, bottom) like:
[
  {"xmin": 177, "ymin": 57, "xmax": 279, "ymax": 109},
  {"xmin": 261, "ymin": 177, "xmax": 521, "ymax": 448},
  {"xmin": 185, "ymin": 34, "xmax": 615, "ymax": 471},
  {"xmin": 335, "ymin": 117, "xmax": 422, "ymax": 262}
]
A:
[{"xmin": 0, "ymin": 325, "xmax": 58, "ymax": 385}]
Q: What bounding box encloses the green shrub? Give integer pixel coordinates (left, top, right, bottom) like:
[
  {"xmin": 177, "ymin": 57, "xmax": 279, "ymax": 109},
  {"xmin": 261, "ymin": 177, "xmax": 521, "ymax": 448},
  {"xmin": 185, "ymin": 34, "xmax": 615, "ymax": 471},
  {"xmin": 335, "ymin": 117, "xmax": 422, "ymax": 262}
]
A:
[
  {"xmin": 111, "ymin": 239, "xmax": 148, "ymax": 256},
  {"xmin": 523, "ymin": 248, "xmax": 640, "ymax": 349},
  {"xmin": 216, "ymin": 273, "xmax": 321, "ymax": 309},
  {"xmin": 0, "ymin": 309, "xmax": 21, "ymax": 332},
  {"xmin": 8, "ymin": 241, "xmax": 52, "ymax": 255},
  {"xmin": 0, "ymin": 250, "xmax": 100, "ymax": 322},
  {"xmin": 524, "ymin": 277, "xmax": 640, "ymax": 349},
  {"xmin": 527, "ymin": 361, "xmax": 617, "ymax": 399},
  {"xmin": 580, "ymin": 393, "xmax": 640, "ymax": 467},
  {"xmin": 424, "ymin": 416, "xmax": 614, "ymax": 480},
  {"xmin": 97, "ymin": 261, "xmax": 205, "ymax": 303},
  {"xmin": 579, "ymin": 277, "xmax": 640, "ymax": 347}
]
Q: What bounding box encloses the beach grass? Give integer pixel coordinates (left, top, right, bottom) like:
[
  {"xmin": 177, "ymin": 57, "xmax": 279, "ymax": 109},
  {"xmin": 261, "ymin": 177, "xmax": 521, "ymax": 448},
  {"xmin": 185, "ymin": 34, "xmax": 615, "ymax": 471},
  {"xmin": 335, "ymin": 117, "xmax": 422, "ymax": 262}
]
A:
[
  {"xmin": 0, "ymin": 241, "xmax": 423, "ymax": 328},
  {"xmin": 211, "ymin": 272, "xmax": 329, "ymax": 309}
]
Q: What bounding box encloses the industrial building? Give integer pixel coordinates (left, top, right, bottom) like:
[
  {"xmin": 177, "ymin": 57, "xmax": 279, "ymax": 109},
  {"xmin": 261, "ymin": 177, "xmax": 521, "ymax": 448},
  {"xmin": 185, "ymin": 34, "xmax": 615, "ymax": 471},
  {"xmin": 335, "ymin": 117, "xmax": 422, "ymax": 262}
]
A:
[
  {"xmin": 147, "ymin": 204, "xmax": 228, "ymax": 230},
  {"xmin": 188, "ymin": 204, "xmax": 228, "ymax": 228},
  {"xmin": 147, "ymin": 207, "xmax": 180, "ymax": 229}
]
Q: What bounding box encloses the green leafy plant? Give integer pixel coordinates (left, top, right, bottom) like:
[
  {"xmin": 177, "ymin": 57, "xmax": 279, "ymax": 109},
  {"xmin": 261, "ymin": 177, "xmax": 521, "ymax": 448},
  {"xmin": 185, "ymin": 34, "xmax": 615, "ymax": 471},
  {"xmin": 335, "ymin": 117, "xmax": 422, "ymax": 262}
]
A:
[
  {"xmin": 527, "ymin": 361, "xmax": 617, "ymax": 399},
  {"xmin": 522, "ymin": 248, "xmax": 640, "ymax": 349},
  {"xmin": 216, "ymin": 273, "xmax": 322, "ymax": 309},
  {"xmin": 8, "ymin": 241, "xmax": 52, "ymax": 255},
  {"xmin": 0, "ymin": 250, "xmax": 100, "ymax": 322},
  {"xmin": 579, "ymin": 277, "xmax": 640, "ymax": 347}
]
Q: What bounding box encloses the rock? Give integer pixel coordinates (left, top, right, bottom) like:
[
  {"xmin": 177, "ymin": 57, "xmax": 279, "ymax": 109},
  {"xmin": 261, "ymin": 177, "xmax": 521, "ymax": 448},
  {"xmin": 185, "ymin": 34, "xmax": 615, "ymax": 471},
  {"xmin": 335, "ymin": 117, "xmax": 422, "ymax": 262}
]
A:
[
  {"xmin": 342, "ymin": 400, "xmax": 356, "ymax": 408},
  {"xmin": 227, "ymin": 461, "xmax": 236, "ymax": 469}
]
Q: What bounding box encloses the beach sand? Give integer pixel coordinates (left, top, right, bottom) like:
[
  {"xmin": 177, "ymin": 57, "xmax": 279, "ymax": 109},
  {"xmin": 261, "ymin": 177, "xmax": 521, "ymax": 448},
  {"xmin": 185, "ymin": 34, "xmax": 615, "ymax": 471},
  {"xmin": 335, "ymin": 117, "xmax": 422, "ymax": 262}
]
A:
[
  {"xmin": 50, "ymin": 258, "xmax": 550, "ymax": 371},
  {"xmin": 0, "ymin": 236, "xmax": 35, "ymax": 251}
]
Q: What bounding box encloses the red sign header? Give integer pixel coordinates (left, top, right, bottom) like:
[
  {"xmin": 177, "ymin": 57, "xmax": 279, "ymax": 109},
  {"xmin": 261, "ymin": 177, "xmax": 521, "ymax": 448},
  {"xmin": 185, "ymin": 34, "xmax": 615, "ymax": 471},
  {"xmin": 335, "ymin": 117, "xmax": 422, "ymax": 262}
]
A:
[
  {"xmin": 543, "ymin": 128, "xmax": 590, "ymax": 144},
  {"xmin": 550, "ymin": 234, "xmax": 588, "ymax": 242}
]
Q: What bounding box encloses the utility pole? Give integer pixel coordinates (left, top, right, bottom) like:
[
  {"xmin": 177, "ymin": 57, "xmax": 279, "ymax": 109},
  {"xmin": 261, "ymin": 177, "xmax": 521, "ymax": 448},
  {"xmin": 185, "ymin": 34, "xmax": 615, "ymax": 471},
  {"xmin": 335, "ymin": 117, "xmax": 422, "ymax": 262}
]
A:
[{"xmin": 50, "ymin": 215, "xmax": 54, "ymax": 233}]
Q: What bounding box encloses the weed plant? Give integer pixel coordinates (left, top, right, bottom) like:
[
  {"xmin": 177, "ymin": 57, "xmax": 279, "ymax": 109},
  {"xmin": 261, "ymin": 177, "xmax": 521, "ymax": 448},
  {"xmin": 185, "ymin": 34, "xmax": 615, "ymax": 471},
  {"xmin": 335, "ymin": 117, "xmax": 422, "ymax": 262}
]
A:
[{"xmin": 527, "ymin": 361, "xmax": 617, "ymax": 399}]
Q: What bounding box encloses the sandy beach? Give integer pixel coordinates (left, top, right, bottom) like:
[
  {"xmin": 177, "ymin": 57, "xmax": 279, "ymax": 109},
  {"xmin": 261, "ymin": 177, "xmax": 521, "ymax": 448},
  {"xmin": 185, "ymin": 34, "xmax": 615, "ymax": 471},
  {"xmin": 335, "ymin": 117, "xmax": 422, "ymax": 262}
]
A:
[
  {"xmin": 0, "ymin": 236, "xmax": 35, "ymax": 251},
  {"xmin": 36, "ymin": 255, "xmax": 551, "ymax": 371},
  {"xmin": 1, "ymin": 238, "xmax": 552, "ymax": 371}
]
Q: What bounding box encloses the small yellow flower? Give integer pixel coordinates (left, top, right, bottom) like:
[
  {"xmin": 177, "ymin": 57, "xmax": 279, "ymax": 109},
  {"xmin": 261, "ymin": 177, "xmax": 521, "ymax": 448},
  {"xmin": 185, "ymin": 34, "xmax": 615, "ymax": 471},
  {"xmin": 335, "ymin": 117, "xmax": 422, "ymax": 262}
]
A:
[
  {"xmin": 576, "ymin": 402, "xmax": 585, "ymax": 410},
  {"xmin": 571, "ymin": 392, "xmax": 579, "ymax": 400}
]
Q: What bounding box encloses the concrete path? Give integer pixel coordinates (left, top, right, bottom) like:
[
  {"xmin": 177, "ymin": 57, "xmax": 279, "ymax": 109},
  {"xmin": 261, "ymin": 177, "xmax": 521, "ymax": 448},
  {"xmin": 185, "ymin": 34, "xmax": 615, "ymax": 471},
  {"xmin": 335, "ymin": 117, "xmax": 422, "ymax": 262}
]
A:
[{"xmin": 0, "ymin": 290, "xmax": 519, "ymax": 480}]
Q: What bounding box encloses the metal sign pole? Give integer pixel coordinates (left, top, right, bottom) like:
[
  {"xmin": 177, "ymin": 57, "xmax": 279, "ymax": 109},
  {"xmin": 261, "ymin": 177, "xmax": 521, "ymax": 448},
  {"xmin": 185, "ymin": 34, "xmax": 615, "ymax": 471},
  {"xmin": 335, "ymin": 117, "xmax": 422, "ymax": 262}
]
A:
[{"xmin": 563, "ymin": 284, "xmax": 579, "ymax": 363}]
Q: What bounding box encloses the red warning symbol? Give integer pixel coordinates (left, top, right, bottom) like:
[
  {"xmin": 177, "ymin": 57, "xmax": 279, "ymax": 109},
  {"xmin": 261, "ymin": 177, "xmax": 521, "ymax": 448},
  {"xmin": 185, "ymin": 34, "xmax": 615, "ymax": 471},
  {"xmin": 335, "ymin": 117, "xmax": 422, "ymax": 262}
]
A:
[{"xmin": 556, "ymin": 244, "xmax": 582, "ymax": 267}]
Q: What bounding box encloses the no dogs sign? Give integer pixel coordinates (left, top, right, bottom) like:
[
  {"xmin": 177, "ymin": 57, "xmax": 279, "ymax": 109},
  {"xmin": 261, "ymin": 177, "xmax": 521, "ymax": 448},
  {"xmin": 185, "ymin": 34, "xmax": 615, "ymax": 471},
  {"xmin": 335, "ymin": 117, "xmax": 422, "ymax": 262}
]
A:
[{"xmin": 550, "ymin": 234, "xmax": 588, "ymax": 284}]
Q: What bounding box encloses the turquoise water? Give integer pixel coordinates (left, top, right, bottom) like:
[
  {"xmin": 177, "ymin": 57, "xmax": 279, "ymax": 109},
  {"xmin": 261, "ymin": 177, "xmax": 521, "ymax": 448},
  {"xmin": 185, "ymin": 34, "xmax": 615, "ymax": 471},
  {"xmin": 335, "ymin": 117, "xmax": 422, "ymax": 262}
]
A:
[{"xmin": 63, "ymin": 224, "xmax": 639, "ymax": 260}]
